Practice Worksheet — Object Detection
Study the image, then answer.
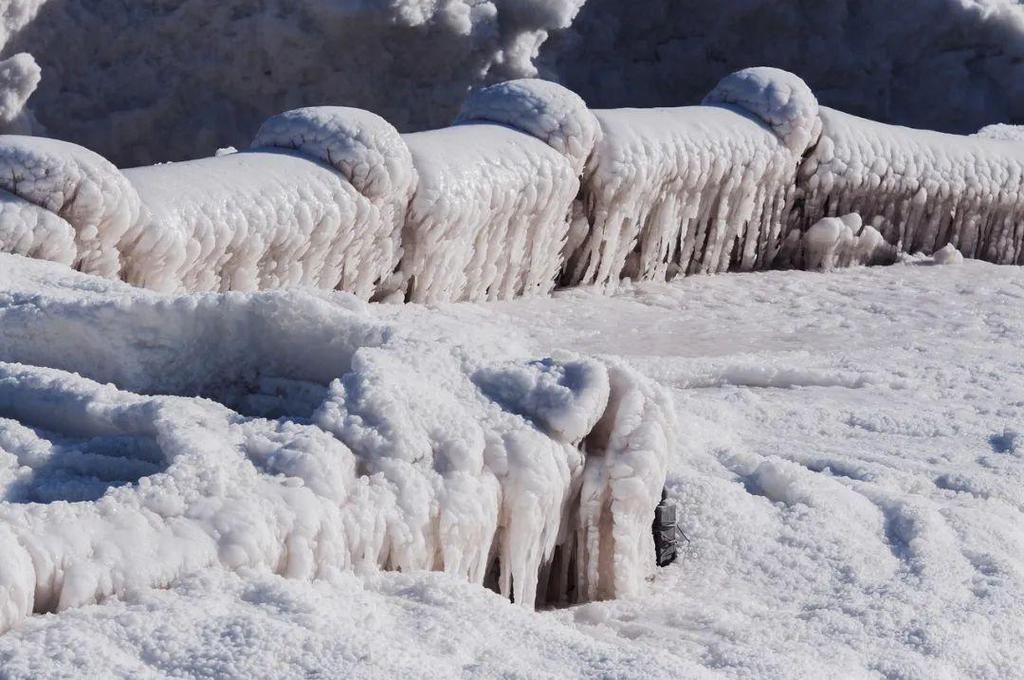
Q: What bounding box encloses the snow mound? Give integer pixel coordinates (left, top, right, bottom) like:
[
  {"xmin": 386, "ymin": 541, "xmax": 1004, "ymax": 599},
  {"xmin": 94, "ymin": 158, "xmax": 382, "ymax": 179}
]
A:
[
  {"xmin": 786, "ymin": 214, "xmax": 897, "ymax": 271},
  {"xmin": 703, "ymin": 67, "xmax": 821, "ymax": 155},
  {"xmin": 0, "ymin": 254, "xmax": 674, "ymax": 632},
  {"xmin": 0, "ymin": 188, "xmax": 75, "ymax": 265},
  {"xmin": 932, "ymin": 242, "xmax": 964, "ymax": 265},
  {"xmin": 455, "ymin": 78, "xmax": 601, "ymax": 174},
  {"xmin": 0, "ymin": 135, "xmax": 139, "ymax": 277},
  {"xmin": 565, "ymin": 100, "xmax": 802, "ymax": 287},
  {"xmin": 252, "ymin": 107, "xmax": 416, "ymax": 204},
  {"xmin": 793, "ymin": 107, "xmax": 1024, "ymax": 264},
  {"xmin": 399, "ymin": 124, "xmax": 581, "ymax": 303},
  {"xmin": 0, "ymin": 53, "xmax": 39, "ymax": 135}
]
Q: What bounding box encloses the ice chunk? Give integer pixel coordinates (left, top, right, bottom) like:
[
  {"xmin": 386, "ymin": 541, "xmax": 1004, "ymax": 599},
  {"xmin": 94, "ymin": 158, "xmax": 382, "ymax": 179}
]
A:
[{"xmin": 0, "ymin": 188, "xmax": 75, "ymax": 265}]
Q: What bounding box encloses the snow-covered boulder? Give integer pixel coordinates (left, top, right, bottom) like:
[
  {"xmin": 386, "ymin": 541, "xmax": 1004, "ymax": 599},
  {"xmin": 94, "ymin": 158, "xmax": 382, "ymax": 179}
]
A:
[
  {"xmin": 0, "ymin": 188, "xmax": 76, "ymax": 265},
  {"xmin": 0, "ymin": 135, "xmax": 140, "ymax": 277},
  {"xmin": 565, "ymin": 68, "xmax": 815, "ymax": 287},
  {"xmin": 116, "ymin": 107, "xmax": 416, "ymax": 296},
  {"xmin": 400, "ymin": 80, "xmax": 597, "ymax": 303},
  {"xmin": 0, "ymin": 254, "xmax": 675, "ymax": 631},
  {"xmin": 793, "ymin": 107, "xmax": 1024, "ymax": 265}
]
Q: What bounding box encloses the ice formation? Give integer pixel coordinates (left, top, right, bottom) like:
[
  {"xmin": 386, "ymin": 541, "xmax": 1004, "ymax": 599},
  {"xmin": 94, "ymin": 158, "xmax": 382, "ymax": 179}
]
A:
[
  {"xmin": 0, "ymin": 254, "xmax": 673, "ymax": 632},
  {"xmin": 778, "ymin": 214, "xmax": 897, "ymax": 271},
  {"xmin": 793, "ymin": 107, "xmax": 1024, "ymax": 264},
  {"xmin": 120, "ymin": 107, "xmax": 414, "ymax": 296},
  {"xmin": 400, "ymin": 79, "xmax": 598, "ymax": 303},
  {"xmin": 564, "ymin": 68, "xmax": 817, "ymax": 287}
]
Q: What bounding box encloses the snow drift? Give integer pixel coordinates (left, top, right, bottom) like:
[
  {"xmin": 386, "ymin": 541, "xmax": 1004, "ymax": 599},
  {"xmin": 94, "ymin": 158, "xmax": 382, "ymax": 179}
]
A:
[
  {"xmin": 0, "ymin": 254, "xmax": 674, "ymax": 633},
  {"xmin": 400, "ymin": 79, "xmax": 598, "ymax": 303},
  {"xmin": 564, "ymin": 68, "xmax": 817, "ymax": 287},
  {"xmin": 792, "ymin": 107, "xmax": 1024, "ymax": 264}
]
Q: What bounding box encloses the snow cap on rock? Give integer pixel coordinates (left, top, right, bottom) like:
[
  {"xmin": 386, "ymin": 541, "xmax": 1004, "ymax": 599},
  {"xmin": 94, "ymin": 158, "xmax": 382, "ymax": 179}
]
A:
[
  {"xmin": 703, "ymin": 67, "xmax": 821, "ymax": 155},
  {"xmin": 455, "ymin": 78, "xmax": 601, "ymax": 175},
  {"xmin": 252, "ymin": 106, "xmax": 416, "ymax": 203}
]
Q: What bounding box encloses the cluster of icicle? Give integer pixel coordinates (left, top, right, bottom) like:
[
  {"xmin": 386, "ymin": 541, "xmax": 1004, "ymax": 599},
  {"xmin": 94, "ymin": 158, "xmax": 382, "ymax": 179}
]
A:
[
  {"xmin": 0, "ymin": 257, "xmax": 675, "ymax": 631},
  {"xmin": 2, "ymin": 65, "xmax": 1023, "ymax": 299}
]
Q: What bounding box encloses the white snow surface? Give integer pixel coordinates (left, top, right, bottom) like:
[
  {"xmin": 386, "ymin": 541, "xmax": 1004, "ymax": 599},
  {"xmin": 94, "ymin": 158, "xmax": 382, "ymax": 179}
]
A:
[
  {"xmin": 2, "ymin": 255, "xmax": 1023, "ymax": 677},
  {"xmin": 0, "ymin": 253, "xmax": 673, "ymax": 638},
  {"xmin": 974, "ymin": 124, "xmax": 1024, "ymax": 142}
]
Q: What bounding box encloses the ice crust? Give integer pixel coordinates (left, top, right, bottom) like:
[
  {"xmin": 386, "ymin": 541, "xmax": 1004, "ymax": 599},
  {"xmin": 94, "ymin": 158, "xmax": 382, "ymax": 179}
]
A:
[
  {"xmin": 4, "ymin": 67, "xmax": 1024, "ymax": 301},
  {"xmin": 0, "ymin": 254, "xmax": 673, "ymax": 631}
]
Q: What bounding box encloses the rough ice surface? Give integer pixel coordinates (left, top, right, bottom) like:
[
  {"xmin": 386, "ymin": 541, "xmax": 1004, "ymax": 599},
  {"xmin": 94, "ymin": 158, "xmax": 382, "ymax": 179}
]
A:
[
  {"xmin": 401, "ymin": 79, "xmax": 597, "ymax": 303},
  {"xmin": 792, "ymin": 107, "xmax": 1024, "ymax": 264},
  {"xmin": 455, "ymin": 78, "xmax": 601, "ymax": 175},
  {"xmin": 0, "ymin": 135, "xmax": 140, "ymax": 278},
  {"xmin": 0, "ymin": 53, "xmax": 39, "ymax": 135},
  {"xmin": 118, "ymin": 107, "xmax": 415, "ymax": 296},
  {"xmin": 702, "ymin": 67, "xmax": 821, "ymax": 155},
  {"xmin": 932, "ymin": 242, "xmax": 964, "ymax": 265},
  {"xmin": 0, "ymin": 253, "xmax": 673, "ymax": 633},
  {"xmin": 565, "ymin": 101, "xmax": 805, "ymax": 288},
  {"xmin": 974, "ymin": 123, "xmax": 1024, "ymax": 142}
]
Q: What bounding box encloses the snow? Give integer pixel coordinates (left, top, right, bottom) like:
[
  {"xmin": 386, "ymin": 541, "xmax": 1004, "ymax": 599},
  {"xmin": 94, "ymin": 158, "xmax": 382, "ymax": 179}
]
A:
[
  {"xmin": 793, "ymin": 106, "xmax": 1024, "ymax": 264},
  {"xmin": 975, "ymin": 124, "xmax": 1024, "ymax": 142},
  {"xmin": 779, "ymin": 213, "xmax": 897, "ymax": 271},
  {"xmin": 0, "ymin": 253, "xmax": 673, "ymax": 637},
  {"xmin": 932, "ymin": 242, "xmax": 964, "ymax": 265},
  {"xmin": 2, "ymin": 256, "xmax": 1024, "ymax": 677}
]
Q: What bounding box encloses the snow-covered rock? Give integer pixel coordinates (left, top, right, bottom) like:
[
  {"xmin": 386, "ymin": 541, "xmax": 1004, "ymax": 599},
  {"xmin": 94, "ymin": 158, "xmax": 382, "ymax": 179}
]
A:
[
  {"xmin": 781, "ymin": 213, "xmax": 898, "ymax": 271},
  {"xmin": 932, "ymin": 242, "xmax": 964, "ymax": 265},
  {"xmin": 0, "ymin": 253, "xmax": 674, "ymax": 632}
]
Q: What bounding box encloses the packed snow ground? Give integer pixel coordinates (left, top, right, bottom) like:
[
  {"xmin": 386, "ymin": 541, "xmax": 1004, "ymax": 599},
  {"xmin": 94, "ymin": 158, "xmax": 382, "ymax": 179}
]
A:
[{"xmin": 1, "ymin": 253, "xmax": 1022, "ymax": 678}]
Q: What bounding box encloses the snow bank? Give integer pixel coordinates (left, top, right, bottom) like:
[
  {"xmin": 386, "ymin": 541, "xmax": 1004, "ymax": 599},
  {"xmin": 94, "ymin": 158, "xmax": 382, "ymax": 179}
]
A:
[
  {"xmin": 565, "ymin": 68, "xmax": 817, "ymax": 287},
  {"xmin": 974, "ymin": 124, "xmax": 1024, "ymax": 142},
  {"xmin": 0, "ymin": 135, "xmax": 140, "ymax": 277},
  {"xmin": 0, "ymin": 254, "xmax": 674, "ymax": 632},
  {"xmin": 793, "ymin": 107, "xmax": 1024, "ymax": 264},
  {"xmin": 400, "ymin": 80, "xmax": 597, "ymax": 303},
  {"xmin": 118, "ymin": 107, "xmax": 414, "ymax": 296}
]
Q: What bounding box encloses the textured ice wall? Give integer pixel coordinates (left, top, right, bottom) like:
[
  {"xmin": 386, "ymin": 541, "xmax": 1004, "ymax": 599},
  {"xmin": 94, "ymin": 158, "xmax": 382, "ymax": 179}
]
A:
[
  {"xmin": 117, "ymin": 107, "xmax": 415, "ymax": 296},
  {"xmin": 792, "ymin": 107, "xmax": 1024, "ymax": 264},
  {"xmin": 400, "ymin": 79, "xmax": 599, "ymax": 303},
  {"xmin": 0, "ymin": 255, "xmax": 673, "ymax": 631},
  {"xmin": 564, "ymin": 68, "xmax": 818, "ymax": 287}
]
